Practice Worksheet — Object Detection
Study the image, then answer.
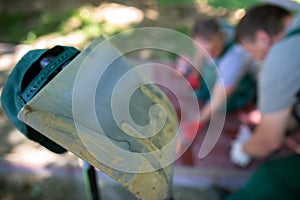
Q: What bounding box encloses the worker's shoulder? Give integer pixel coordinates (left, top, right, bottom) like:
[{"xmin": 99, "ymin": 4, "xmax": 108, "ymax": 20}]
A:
[
  {"xmin": 267, "ymin": 36, "xmax": 300, "ymax": 66},
  {"xmin": 221, "ymin": 44, "xmax": 249, "ymax": 62}
]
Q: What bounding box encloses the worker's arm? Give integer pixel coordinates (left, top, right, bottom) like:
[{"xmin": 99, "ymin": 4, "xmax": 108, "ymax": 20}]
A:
[
  {"xmin": 243, "ymin": 108, "xmax": 290, "ymax": 158},
  {"xmin": 230, "ymin": 108, "xmax": 291, "ymax": 167},
  {"xmin": 286, "ymin": 134, "xmax": 300, "ymax": 154},
  {"xmin": 199, "ymin": 83, "xmax": 234, "ymax": 124},
  {"xmin": 199, "ymin": 44, "xmax": 251, "ymax": 124}
]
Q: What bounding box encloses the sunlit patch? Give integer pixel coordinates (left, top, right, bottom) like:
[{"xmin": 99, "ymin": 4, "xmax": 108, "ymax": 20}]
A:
[
  {"xmin": 233, "ymin": 8, "xmax": 246, "ymax": 20},
  {"xmin": 93, "ymin": 3, "xmax": 144, "ymax": 27},
  {"xmin": 33, "ymin": 32, "xmax": 86, "ymax": 49},
  {"xmin": 5, "ymin": 143, "xmax": 57, "ymax": 167},
  {"xmin": 145, "ymin": 9, "xmax": 159, "ymax": 20},
  {"xmin": 0, "ymin": 54, "xmax": 16, "ymax": 71},
  {"xmin": 64, "ymin": 17, "xmax": 82, "ymax": 30}
]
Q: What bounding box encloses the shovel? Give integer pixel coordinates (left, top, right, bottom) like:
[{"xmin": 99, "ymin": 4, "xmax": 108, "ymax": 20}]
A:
[{"xmin": 18, "ymin": 36, "xmax": 179, "ymax": 200}]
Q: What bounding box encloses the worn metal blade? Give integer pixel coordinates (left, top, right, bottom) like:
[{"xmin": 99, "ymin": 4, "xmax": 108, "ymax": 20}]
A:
[{"xmin": 18, "ymin": 36, "xmax": 179, "ymax": 200}]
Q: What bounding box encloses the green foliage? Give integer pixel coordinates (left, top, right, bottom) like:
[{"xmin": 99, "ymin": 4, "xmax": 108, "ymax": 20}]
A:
[
  {"xmin": 156, "ymin": 0, "xmax": 197, "ymax": 5},
  {"xmin": 156, "ymin": 0, "xmax": 260, "ymax": 9},
  {"xmin": 56, "ymin": 5, "xmax": 130, "ymax": 43},
  {"xmin": 26, "ymin": 11, "xmax": 74, "ymax": 41},
  {"xmin": 0, "ymin": 4, "xmax": 133, "ymax": 44},
  {"xmin": 58, "ymin": 5, "xmax": 105, "ymax": 38},
  {"xmin": 0, "ymin": 13, "xmax": 32, "ymax": 43},
  {"xmin": 0, "ymin": 10, "xmax": 73, "ymax": 43},
  {"xmin": 1, "ymin": 0, "xmax": 262, "ymax": 44},
  {"xmin": 206, "ymin": 0, "xmax": 260, "ymax": 10}
]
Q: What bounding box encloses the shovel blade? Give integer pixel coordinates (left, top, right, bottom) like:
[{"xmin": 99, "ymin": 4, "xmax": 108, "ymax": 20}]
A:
[{"xmin": 18, "ymin": 36, "xmax": 179, "ymax": 200}]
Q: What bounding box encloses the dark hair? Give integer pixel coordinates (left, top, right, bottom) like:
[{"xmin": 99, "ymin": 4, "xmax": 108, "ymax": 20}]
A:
[
  {"xmin": 192, "ymin": 17, "xmax": 222, "ymax": 41},
  {"xmin": 235, "ymin": 4, "xmax": 291, "ymax": 42}
]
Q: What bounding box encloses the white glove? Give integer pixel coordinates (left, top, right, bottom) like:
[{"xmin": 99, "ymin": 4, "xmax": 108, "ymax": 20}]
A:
[
  {"xmin": 230, "ymin": 124, "xmax": 252, "ymax": 167},
  {"xmin": 236, "ymin": 124, "xmax": 252, "ymax": 143},
  {"xmin": 230, "ymin": 141, "xmax": 251, "ymax": 167}
]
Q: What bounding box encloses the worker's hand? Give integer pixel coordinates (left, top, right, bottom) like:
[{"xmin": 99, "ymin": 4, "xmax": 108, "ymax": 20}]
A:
[
  {"xmin": 230, "ymin": 141, "xmax": 251, "ymax": 167},
  {"xmin": 230, "ymin": 124, "xmax": 252, "ymax": 167},
  {"xmin": 235, "ymin": 124, "xmax": 252, "ymax": 143}
]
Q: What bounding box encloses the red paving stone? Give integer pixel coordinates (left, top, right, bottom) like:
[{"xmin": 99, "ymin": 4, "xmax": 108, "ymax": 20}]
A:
[{"xmin": 174, "ymin": 114, "xmax": 260, "ymax": 170}]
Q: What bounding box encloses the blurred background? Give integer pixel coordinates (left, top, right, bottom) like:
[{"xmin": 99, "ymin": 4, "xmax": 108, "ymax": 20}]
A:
[{"xmin": 0, "ymin": 0, "xmax": 299, "ymax": 199}]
